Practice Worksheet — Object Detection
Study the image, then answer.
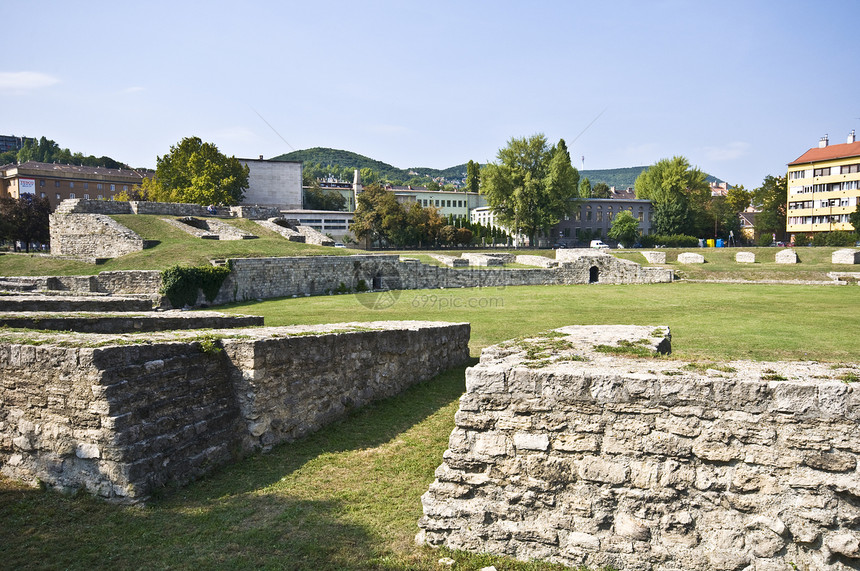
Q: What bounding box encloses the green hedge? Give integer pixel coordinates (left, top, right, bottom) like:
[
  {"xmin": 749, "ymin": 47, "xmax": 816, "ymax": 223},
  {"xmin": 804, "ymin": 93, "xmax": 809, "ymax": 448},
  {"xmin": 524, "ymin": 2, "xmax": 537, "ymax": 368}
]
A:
[
  {"xmin": 160, "ymin": 264, "xmax": 232, "ymax": 308},
  {"xmin": 811, "ymin": 231, "xmax": 857, "ymax": 247}
]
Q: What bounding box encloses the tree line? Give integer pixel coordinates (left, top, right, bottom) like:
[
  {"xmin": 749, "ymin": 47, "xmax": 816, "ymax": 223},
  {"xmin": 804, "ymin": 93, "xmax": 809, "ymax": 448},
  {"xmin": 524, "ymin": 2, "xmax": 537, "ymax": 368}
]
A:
[
  {"xmin": 1, "ymin": 136, "xmax": 129, "ymax": 170},
  {"xmin": 0, "ymin": 195, "xmax": 51, "ymax": 252}
]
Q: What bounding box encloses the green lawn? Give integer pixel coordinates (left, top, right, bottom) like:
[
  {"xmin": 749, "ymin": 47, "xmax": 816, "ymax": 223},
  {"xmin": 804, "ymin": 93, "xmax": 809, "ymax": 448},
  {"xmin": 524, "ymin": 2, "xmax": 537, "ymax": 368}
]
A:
[{"xmin": 2, "ymin": 282, "xmax": 859, "ymax": 570}]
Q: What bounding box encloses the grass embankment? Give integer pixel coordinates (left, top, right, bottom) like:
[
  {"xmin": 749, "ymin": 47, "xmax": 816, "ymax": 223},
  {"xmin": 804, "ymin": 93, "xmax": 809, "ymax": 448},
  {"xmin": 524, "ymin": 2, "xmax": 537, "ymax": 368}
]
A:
[
  {"xmin": 3, "ymin": 283, "xmax": 859, "ymax": 570},
  {"xmin": 0, "ymin": 215, "xmax": 350, "ymax": 276}
]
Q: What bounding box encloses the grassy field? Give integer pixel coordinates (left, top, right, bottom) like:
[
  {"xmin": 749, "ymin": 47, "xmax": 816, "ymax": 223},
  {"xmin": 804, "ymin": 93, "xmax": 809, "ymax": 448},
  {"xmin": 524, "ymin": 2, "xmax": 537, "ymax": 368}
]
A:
[{"xmin": 2, "ymin": 282, "xmax": 860, "ymax": 570}]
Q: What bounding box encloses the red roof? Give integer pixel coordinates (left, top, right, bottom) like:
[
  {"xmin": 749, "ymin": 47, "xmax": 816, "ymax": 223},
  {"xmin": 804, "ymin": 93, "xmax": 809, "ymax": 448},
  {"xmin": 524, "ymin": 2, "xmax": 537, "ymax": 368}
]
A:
[{"xmin": 788, "ymin": 141, "xmax": 860, "ymax": 166}]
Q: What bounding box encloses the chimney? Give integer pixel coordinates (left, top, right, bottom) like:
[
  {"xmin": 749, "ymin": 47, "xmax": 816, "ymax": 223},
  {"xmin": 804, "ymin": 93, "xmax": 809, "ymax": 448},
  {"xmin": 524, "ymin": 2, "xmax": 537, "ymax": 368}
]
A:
[
  {"xmin": 849, "ymin": 130, "xmax": 856, "ymax": 144},
  {"xmin": 259, "ymin": 154, "xmax": 264, "ymax": 160},
  {"xmin": 819, "ymin": 134, "xmax": 829, "ymax": 148}
]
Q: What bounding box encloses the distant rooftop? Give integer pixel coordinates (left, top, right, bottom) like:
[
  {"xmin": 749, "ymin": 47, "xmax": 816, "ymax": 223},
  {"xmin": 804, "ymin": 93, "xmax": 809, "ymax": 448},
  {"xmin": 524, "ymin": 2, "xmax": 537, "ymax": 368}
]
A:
[{"xmin": 1, "ymin": 161, "xmax": 149, "ymax": 179}]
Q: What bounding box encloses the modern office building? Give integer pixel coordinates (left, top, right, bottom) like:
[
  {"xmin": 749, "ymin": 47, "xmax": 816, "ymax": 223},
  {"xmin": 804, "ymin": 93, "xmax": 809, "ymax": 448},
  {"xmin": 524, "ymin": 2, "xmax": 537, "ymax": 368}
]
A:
[
  {"xmin": 238, "ymin": 157, "xmax": 303, "ymax": 209},
  {"xmin": 786, "ymin": 131, "xmax": 860, "ymax": 235}
]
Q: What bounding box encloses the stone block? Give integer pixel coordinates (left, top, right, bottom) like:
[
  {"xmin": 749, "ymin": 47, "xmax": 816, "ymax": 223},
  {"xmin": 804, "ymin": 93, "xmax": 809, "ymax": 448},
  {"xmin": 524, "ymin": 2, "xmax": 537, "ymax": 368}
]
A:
[
  {"xmin": 832, "ymin": 249, "xmax": 860, "ymax": 264},
  {"xmin": 641, "ymin": 251, "xmax": 666, "ymax": 264},
  {"xmin": 677, "ymin": 252, "xmax": 705, "ymax": 264},
  {"xmin": 775, "ymin": 249, "xmax": 798, "ymax": 264},
  {"xmin": 735, "ymin": 251, "xmax": 755, "ymax": 263}
]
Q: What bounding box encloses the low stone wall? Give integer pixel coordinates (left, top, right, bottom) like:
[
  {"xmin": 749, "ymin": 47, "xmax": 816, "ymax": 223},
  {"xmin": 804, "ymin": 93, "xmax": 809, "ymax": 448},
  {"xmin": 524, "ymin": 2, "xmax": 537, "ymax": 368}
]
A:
[
  {"xmin": 515, "ymin": 255, "xmax": 558, "ymax": 268},
  {"xmin": 0, "ymin": 311, "xmax": 262, "ymax": 333},
  {"xmin": 461, "ymin": 253, "xmax": 504, "ymax": 266},
  {"xmin": 640, "ymin": 251, "xmax": 666, "ymax": 264},
  {"xmin": 776, "ymin": 249, "xmax": 798, "ymax": 264},
  {"xmin": 49, "ymin": 213, "xmax": 144, "ymax": 259},
  {"xmin": 832, "ymin": 249, "xmax": 860, "ymax": 264},
  {"xmin": 0, "ymin": 295, "xmax": 155, "ymax": 312},
  {"xmin": 161, "ymin": 218, "xmax": 257, "ymax": 240},
  {"xmin": 228, "ymin": 205, "xmax": 280, "ymax": 219},
  {"xmin": 419, "ymin": 325, "xmax": 860, "ymax": 570},
  {"xmin": 210, "ymin": 254, "xmax": 673, "ymax": 304},
  {"xmin": 0, "ymin": 321, "xmax": 470, "ymax": 501},
  {"xmin": 736, "ymin": 251, "xmax": 755, "ymax": 263},
  {"xmin": 254, "ymin": 219, "xmax": 306, "ymax": 242},
  {"xmin": 429, "ymin": 254, "xmax": 468, "ymax": 267},
  {"xmin": 0, "ymin": 271, "xmax": 161, "ymax": 296}
]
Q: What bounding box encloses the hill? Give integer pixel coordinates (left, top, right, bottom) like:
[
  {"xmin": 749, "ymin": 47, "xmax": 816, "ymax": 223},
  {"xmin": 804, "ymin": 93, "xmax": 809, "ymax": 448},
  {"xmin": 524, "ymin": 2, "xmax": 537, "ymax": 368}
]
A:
[{"xmin": 272, "ymin": 147, "xmax": 725, "ymax": 188}]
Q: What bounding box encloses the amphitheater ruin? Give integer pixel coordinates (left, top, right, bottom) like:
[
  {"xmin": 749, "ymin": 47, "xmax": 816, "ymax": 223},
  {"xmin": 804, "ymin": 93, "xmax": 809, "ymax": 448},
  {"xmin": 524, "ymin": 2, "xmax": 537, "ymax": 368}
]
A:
[{"xmin": 2, "ymin": 199, "xmax": 860, "ymax": 569}]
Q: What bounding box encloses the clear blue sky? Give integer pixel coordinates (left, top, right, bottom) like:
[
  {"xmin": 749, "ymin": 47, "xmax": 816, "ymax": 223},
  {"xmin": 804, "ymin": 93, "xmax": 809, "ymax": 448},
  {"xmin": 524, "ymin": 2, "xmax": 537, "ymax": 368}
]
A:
[{"xmin": 3, "ymin": 0, "xmax": 858, "ymax": 189}]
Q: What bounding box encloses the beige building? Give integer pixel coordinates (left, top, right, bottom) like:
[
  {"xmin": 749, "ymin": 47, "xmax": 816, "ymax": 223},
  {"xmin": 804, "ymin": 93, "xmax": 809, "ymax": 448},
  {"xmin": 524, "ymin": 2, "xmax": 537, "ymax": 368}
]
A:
[
  {"xmin": 0, "ymin": 161, "xmax": 150, "ymax": 210},
  {"xmin": 786, "ymin": 132, "xmax": 860, "ymax": 234}
]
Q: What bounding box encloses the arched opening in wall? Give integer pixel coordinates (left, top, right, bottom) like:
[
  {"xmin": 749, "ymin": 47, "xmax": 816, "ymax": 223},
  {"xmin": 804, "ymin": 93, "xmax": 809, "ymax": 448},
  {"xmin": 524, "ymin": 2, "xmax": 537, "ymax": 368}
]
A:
[
  {"xmin": 373, "ymin": 272, "xmax": 383, "ymax": 290},
  {"xmin": 589, "ymin": 266, "xmax": 599, "ymax": 283}
]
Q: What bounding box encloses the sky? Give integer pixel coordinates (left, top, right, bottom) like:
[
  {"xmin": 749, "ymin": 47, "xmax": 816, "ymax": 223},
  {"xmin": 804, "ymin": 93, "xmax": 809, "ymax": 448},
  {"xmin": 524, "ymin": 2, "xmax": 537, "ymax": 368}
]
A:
[{"xmin": 3, "ymin": 0, "xmax": 859, "ymax": 189}]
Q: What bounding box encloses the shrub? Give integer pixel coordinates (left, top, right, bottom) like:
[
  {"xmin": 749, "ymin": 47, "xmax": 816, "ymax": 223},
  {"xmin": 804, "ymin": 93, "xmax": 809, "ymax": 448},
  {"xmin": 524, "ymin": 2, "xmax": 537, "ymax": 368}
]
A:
[
  {"xmin": 160, "ymin": 264, "xmax": 231, "ymax": 308},
  {"xmin": 793, "ymin": 233, "xmax": 811, "ymax": 247},
  {"xmin": 356, "ymin": 279, "xmax": 369, "ymax": 292},
  {"xmin": 757, "ymin": 233, "xmax": 774, "ymax": 247},
  {"xmin": 813, "ymin": 230, "xmax": 857, "ymax": 247}
]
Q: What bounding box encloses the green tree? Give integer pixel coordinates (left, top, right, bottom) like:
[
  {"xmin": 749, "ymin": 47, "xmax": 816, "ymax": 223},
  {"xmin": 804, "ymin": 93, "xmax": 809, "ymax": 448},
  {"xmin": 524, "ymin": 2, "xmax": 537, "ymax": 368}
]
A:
[
  {"xmin": 465, "ymin": 160, "xmax": 480, "ymax": 193},
  {"xmin": 752, "ymin": 175, "xmax": 788, "ymax": 239},
  {"xmin": 351, "ymin": 183, "xmax": 403, "ymax": 247},
  {"xmin": 480, "ymin": 134, "xmax": 579, "ymax": 246},
  {"xmin": 607, "ymin": 209, "xmax": 640, "ymax": 246},
  {"xmin": 850, "ymin": 204, "xmax": 860, "ymax": 236},
  {"xmin": 0, "ymin": 195, "xmax": 50, "ymax": 252},
  {"xmin": 579, "ymin": 177, "xmax": 592, "ymax": 198},
  {"xmin": 635, "ymin": 156, "xmax": 709, "ymax": 236},
  {"xmin": 359, "ymin": 167, "xmax": 377, "ymax": 185},
  {"xmin": 592, "ymin": 182, "xmax": 611, "ymax": 199},
  {"xmin": 147, "ymin": 137, "xmax": 250, "ymax": 205},
  {"xmin": 726, "ymin": 185, "xmax": 751, "ymax": 214}
]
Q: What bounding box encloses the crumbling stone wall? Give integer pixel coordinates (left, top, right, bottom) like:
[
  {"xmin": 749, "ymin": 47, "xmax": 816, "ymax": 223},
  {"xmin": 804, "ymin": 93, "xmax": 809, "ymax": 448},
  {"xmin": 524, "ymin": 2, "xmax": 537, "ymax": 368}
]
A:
[
  {"xmin": 49, "ymin": 212, "xmax": 144, "ymax": 259},
  {"xmin": 1, "ymin": 321, "xmax": 469, "ymax": 501},
  {"xmin": 212, "ymin": 254, "xmax": 673, "ymax": 304},
  {"xmin": 419, "ymin": 325, "xmax": 860, "ymax": 570}
]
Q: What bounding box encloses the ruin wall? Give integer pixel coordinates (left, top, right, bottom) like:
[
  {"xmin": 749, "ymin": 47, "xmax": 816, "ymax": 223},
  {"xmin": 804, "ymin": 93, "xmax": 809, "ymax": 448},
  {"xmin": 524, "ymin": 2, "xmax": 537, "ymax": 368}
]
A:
[
  {"xmin": 49, "ymin": 213, "xmax": 144, "ymax": 259},
  {"xmin": 419, "ymin": 325, "xmax": 860, "ymax": 570},
  {"xmin": 0, "ymin": 321, "xmax": 470, "ymax": 502}
]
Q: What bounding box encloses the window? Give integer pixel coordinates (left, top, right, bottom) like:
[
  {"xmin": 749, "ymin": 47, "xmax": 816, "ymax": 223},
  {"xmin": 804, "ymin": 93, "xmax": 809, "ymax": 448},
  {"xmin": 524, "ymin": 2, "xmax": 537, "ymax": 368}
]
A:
[
  {"xmin": 123, "ymin": 185, "xmax": 128, "ymax": 191},
  {"xmin": 596, "ymin": 209, "xmax": 602, "ymax": 222},
  {"xmin": 97, "ymin": 195, "xmax": 103, "ymax": 200},
  {"xmin": 789, "ymin": 170, "xmax": 806, "ymax": 180},
  {"xmin": 40, "ymin": 192, "xmax": 46, "ymax": 198},
  {"xmin": 54, "ymin": 180, "xmax": 60, "ymax": 187},
  {"xmin": 40, "ymin": 180, "xmax": 45, "ymax": 187},
  {"xmin": 96, "ymin": 183, "xmax": 103, "ymax": 190},
  {"xmin": 69, "ymin": 193, "xmax": 76, "ymax": 199},
  {"xmin": 814, "ymin": 167, "xmax": 831, "ymax": 177},
  {"xmin": 110, "ymin": 184, "xmax": 115, "ymax": 191},
  {"xmin": 84, "ymin": 183, "xmax": 88, "ymax": 190},
  {"xmin": 55, "ymin": 193, "xmax": 60, "ymax": 200},
  {"xmin": 841, "ymin": 164, "xmax": 860, "ymax": 174},
  {"xmin": 70, "ymin": 182, "xmax": 74, "ymax": 188},
  {"xmin": 84, "ymin": 194, "xmax": 89, "ymax": 199}
]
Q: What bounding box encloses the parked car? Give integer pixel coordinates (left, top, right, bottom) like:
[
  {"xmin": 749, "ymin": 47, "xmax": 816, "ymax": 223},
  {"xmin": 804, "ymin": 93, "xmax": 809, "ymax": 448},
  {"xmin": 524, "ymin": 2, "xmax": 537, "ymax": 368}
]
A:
[
  {"xmin": 333, "ymin": 242, "xmax": 346, "ymax": 248},
  {"xmin": 590, "ymin": 240, "xmax": 610, "ymax": 250}
]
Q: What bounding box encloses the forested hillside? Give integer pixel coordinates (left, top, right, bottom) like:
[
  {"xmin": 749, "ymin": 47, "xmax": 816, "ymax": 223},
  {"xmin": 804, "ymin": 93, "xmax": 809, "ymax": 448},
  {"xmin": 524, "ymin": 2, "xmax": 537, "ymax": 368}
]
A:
[{"xmin": 272, "ymin": 147, "xmax": 724, "ymax": 188}]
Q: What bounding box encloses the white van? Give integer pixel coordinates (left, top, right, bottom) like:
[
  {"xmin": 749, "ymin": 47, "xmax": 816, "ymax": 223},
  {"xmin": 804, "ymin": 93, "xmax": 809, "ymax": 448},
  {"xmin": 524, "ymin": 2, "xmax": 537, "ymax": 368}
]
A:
[{"xmin": 590, "ymin": 240, "xmax": 610, "ymax": 250}]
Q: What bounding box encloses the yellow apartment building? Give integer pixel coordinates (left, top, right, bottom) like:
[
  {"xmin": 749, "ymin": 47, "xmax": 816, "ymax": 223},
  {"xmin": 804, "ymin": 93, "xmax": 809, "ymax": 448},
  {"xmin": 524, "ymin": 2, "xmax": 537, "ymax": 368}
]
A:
[{"xmin": 786, "ymin": 131, "xmax": 860, "ymax": 234}]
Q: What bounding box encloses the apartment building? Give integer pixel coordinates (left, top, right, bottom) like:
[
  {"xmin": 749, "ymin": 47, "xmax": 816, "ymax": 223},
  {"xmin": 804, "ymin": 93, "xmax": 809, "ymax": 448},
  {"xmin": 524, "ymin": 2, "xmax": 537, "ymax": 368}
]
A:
[
  {"xmin": 0, "ymin": 161, "xmax": 150, "ymax": 210},
  {"xmin": 786, "ymin": 131, "xmax": 860, "ymax": 234}
]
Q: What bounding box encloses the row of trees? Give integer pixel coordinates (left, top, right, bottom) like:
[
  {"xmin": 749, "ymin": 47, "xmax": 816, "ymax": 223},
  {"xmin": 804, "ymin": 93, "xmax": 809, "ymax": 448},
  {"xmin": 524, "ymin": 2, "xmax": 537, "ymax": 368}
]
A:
[
  {"xmin": 350, "ymin": 183, "xmax": 510, "ymax": 248},
  {"xmin": 0, "ymin": 195, "xmax": 51, "ymax": 252},
  {"xmin": 1, "ymin": 136, "xmax": 127, "ymax": 170}
]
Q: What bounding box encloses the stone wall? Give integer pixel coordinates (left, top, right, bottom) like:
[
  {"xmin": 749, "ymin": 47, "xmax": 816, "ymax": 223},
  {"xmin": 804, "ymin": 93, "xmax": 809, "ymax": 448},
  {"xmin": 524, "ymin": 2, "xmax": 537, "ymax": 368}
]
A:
[
  {"xmin": 0, "ymin": 270, "xmax": 161, "ymax": 295},
  {"xmin": 211, "ymin": 254, "xmax": 673, "ymax": 304},
  {"xmin": 419, "ymin": 325, "xmax": 860, "ymax": 570},
  {"xmin": 49, "ymin": 213, "xmax": 144, "ymax": 259},
  {"xmin": 0, "ymin": 321, "xmax": 470, "ymax": 501}
]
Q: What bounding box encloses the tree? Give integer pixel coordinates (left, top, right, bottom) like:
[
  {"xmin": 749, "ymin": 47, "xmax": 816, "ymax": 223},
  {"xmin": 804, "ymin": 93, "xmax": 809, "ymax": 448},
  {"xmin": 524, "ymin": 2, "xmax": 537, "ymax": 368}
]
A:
[
  {"xmin": 480, "ymin": 134, "xmax": 579, "ymax": 246},
  {"xmin": 465, "ymin": 160, "xmax": 480, "ymax": 193},
  {"xmin": 607, "ymin": 209, "xmax": 640, "ymax": 246},
  {"xmin": 850, "ymin": 204, "xmax": 860, "ymax": 236},
  {"xmin": 579, "ymin": 177, "xmax": 592, "ymax": 198},
  {"xmin": 635, "ymin": 156, "xmax": 709, "ymax": 236},
  {"xmin": 0, "ymin": 195, "xmax": 50, "ymax": 252},
  {"xmin": 752, "ymin": 175, "xmax": 787, "ymax": 239},
  {"xmin": 351, "ymin": 183, "xmax": 405, "ymax": 247},
  {"xmin": 592, "ymin": 182, "xmax": 611, "ymax": 199},
  {"xmin": 147, "ymin": 137, "xmax": 249, "ymax": 205}
]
